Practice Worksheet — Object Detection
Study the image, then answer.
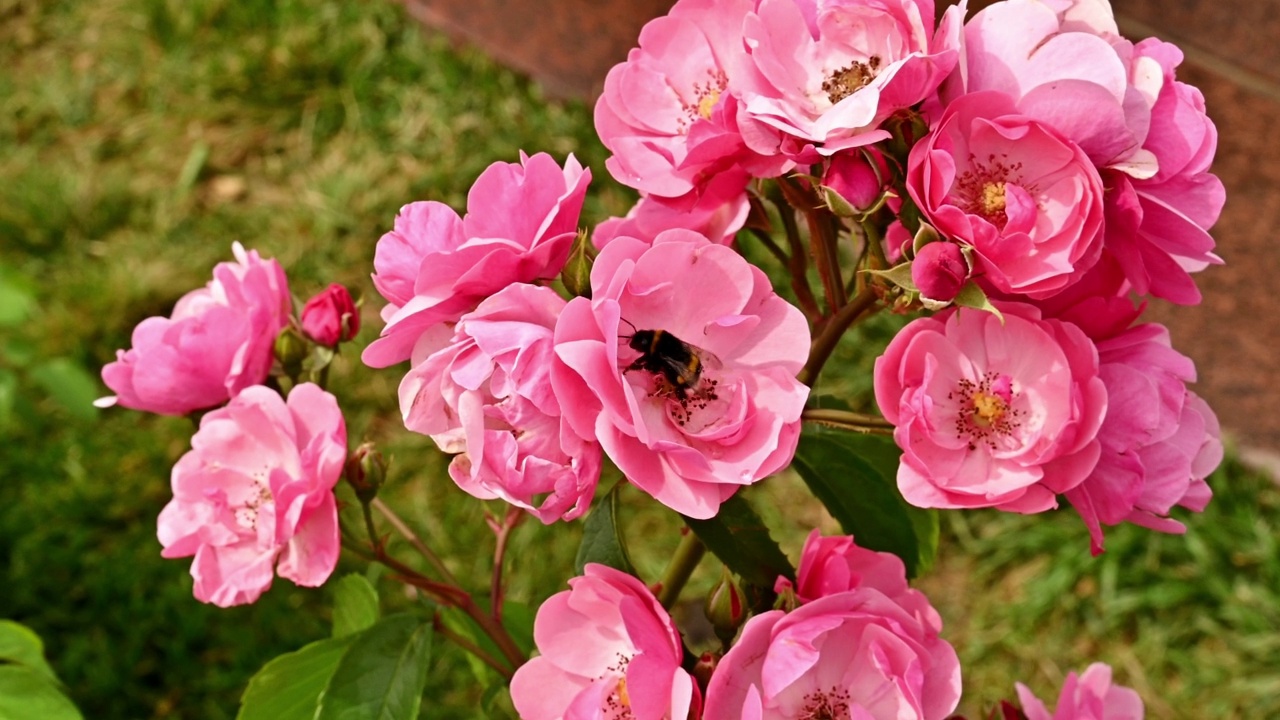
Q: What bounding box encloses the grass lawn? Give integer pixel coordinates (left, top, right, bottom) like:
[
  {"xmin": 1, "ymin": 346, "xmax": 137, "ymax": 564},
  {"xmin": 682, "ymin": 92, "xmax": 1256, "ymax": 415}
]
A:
[{"xmin": 1, "ymin": 0, "xmax": 1275, "ymax": 717}]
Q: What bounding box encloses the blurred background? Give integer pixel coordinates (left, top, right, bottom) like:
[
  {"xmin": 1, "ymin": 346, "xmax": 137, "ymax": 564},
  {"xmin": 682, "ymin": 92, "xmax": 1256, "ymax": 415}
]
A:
[{"xmin": 1, "ymin": 0, "xmax": 1277, "ymax": 717}]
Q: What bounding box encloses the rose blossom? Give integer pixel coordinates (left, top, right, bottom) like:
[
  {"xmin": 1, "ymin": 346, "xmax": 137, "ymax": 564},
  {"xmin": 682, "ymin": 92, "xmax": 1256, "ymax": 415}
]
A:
[
  {"xmin": 1016, "ymin": 663, "xmax": 1144, "ymax": 720},
  {"xmin": 300, "ymin": 283, "xmax": 359, "ymax": 347},
  {"xmin": 592, "ymin": 170, "xmax": 751, "ymax": 250},
  {"xmin": 363, "ymin": 152, "xmax": 590, "ymax": 368},
  {"xmin": 791, "ymin": 530, "xmax": 932, "ymax": 612},
  {"xmin": 907, "ymin": 91, "xmax": 1104, "ymax": 298},
  {"xmin": 874, "ymin": 303, "xmax": 1106, "ymax": 513},
  {"xmin": 99, "ymin": 243, "xmax": 292, "ymax": 417},
  {"xmin": 157, "ymin": 383, "xmax": 346, "ymax": 607},
  {"xmin": 1065, "ymin": 323, "xmax": 1220, "ymax": 554},
  {"xmin": 398, "ymin": 284, "xmax": 601, "ymax": 523},
  {"xmin": 552, "ymin": 229, "xmax": 810, "ymax": 519},
  {"xmin": 735, "ymin": 0, "xmax": 963, "ymax": 159},
  {"xmin": 702, "ymin": 586, "xmax": 961, "ymax": 719},
  {"xmin": 595, "ymin": 0, "xmax": 788, "ymax": 201},
  {"xmin": 510, "ymin": 563, "xmax": 699, "ymax": 720}
]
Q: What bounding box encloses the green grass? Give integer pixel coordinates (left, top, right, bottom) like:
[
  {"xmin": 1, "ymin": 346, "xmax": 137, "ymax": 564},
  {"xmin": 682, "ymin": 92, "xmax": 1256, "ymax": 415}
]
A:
[{"xmin": 1, "ymin": 0, "xmax": 1276, "ymax": 718}]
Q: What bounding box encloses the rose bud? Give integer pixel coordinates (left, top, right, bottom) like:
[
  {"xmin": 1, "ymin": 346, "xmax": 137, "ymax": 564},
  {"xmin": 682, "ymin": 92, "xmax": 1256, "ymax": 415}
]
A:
[
  {"xmin": 301, "ymin": 283, "xmax": 359, "ymax": 347},
  {"xmin": 911, "ymin": 241, "xmax": 968, "ymax": 303},
  {"xmin": 822, "ymin": 150, "xmax": 886, "ymax": 215},
  {"xmin": 704, "ymin": 566, "xmax": 747, "ymax": 646}
]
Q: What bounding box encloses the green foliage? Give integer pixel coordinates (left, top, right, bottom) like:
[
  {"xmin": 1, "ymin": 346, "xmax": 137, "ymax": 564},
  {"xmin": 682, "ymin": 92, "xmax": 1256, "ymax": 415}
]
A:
[
  {"xmin": 684, "ymin": 493, "xmax": 794, "ymax": 609},
  {"xmin": 0, "ymin": 621, "xmax": 82, "ymax": 720},
  {"xmin": 315, "ymin": 615, "xmax": 434, "ymax": 720},
  {"xmin": 575, "ymin": 483, "xmax": 637, "ymax": 575},
  {"xmin": 237, "ymin": 636, "xmax": 355, "ymax": 720},
  {"xmin": 331, "ymin": 574, "xmax": 381, "ymax": 639}
]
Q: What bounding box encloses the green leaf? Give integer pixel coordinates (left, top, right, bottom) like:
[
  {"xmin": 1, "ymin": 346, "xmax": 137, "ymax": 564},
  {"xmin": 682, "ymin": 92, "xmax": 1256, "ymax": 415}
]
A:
[
  {"xmin": 0, "ymin": 620, "xmax": 56, "ymax": 682},
  {"xmin": 574, "ymin": 483, "xmax": 636, "ymax": 575},
  {"xmin": 792, "ymin": 432, "xmax": 938, "ymax": 578},
  {"xmin": 863, "ymin": 262, "xmax": 917, "ymax": 293},
  {"xmin": 439, "ymin": 600, "xmax": 532, "ymax": 684},
  {"xmin": 683, "ymin": 493, "xmax": 793, "ymax": 609},
  {"xmin": 29, "ymin": 358, "xmax": 100, "ymax": 422},
  {"xmin": 236, "ymin": 635, "xmax": 354, "ymax": 720},
  {"xmin": 332, "ymin": 574, "xmax": 380, "ymax": 638},
  {"xmin": 0, "ymin": 667, "xmax": 82, "ymax": 720},
  {"xmin": 953, "ymin": 281, "xmax": 1004, "ymax": 322},
  {"xmin": 0, "ymin": 272, "xmax": 35, "ymax": 328},
  {"xmin": 315, "ymin": 614, "xmax": 433, "ymax": 720}
]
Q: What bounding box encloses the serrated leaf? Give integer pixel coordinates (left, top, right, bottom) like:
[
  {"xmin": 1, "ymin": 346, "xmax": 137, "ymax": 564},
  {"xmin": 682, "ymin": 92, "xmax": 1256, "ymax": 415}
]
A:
[
  {"xmin": 29, "ymin": 358, "xmax": 100, "ymax": 422},
  {"xmin": 315, "ymin": 614, "xmax": 433, "ymax": 720},
  {"xmin": 0, "ymin": 667, "xmax": 82, "ymax": 720},
  {"xmin": 332, "ymin": 574, "xmax": 380, "ymax": 638},
  {"xmin": 575, "ymin": 484, "xmax": 636, "ymax": 575},
  {"xmin": 792, "ymin": 432, "xmax": 937, "ymax": 578},
  {"xmin": 683, "ymin": 493, "xmax": 793, "ymax": 609},
  {"xmin": 0, "ymin": 620, "xmax": 57, "ymax": 682},
  {"xmin": 236, "ymin": 635, "xmax": 354, "ymax": 720},
  {"xmin": 864, "ymin": 263, "xmax": 917, "ymax": 293}
]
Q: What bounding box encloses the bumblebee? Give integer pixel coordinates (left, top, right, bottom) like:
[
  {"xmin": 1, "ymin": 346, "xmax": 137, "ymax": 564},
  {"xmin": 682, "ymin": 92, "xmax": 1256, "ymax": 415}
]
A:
[{"xmin": 620, "ymin": 323, "xmax": 707, "ymax": 395}]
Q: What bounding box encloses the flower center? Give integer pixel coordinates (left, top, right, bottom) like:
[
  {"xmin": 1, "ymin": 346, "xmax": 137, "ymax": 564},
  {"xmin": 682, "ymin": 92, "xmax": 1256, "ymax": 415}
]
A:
[
  {"xmin": 950, "ymin": 371, "xmax": 1022, "ymax": 451},
  {"xmin": 822, "ymin": 56, "xmax": 881, "ymax": 105},
  {"xmin": 679, "ymin": 68, "xmax": 729, "ymax": 133},
  {"xmin": 233, "ymin": 470, "xmax": 274, "ymax": 530},
  {"xmin": 600, "ymin": 654, "xmax": 635, "ymax": 719},
  {"xmin": 954, "ymin": 154, "xmax": 1024, "ymax": 227},
  {"xmin": 797, "ymin": 686, "xmax": 852, "ymax": 719}
]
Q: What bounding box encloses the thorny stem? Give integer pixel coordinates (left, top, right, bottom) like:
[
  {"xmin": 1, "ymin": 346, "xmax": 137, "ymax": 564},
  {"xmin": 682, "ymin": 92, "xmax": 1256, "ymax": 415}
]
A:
[
  {"xmin": 769, "ymin": 184, "xmax": 823, "ymax": 320},
  {"xmin": 490, "ymin": 508, "xmax": 525, "ymax": 622},
  {"xmin": 797, "ymin": 286, "xmax": 883, "ymax": 387},
  {"xmin": 801, "ymin": 408, "xmax": 895, "ymax": 436},
  {"xmin": 433, "ymin": 612, "xmax": 514, "ymax": 679},
  {"xmin": 372, "ymin": 497, "xmax": 459, "ymax": 587},
  {"xmin": 656, "ymin": 529, "xmax": 707, "ymax": 609}
]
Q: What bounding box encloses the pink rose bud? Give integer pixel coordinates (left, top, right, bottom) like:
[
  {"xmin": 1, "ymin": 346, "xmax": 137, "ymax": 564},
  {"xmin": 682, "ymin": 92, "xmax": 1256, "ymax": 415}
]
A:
[
  {"xmin": 704, "ymin": 566, "xmax": 747, "ymax": 644},
  {"xmin": 911, "ymin": 242, "xmax": 968, "ymax": 302},
  {"xmin": 822, "ymin": 150, "xmax": 885, "ymax": 213},
  {"xmin": 301, "ymin": 284, "xmax": 359, "ymax": 347}
]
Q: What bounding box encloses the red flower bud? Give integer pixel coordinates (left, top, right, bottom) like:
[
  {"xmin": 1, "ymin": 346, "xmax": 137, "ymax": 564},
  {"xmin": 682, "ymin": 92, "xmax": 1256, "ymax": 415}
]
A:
[
  {"xmin": 301, "ymin": 284, "xmax": 359, "ymax": 347},
  {"xmin": 911, "ymin": 242, "xmax": 968, "ymax": 302}
]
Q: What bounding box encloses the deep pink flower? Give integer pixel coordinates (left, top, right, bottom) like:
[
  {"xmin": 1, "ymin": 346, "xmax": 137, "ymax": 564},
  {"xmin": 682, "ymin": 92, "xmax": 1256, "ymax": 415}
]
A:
[
  {"xmin": 735, "ymin": 0, "xmax": 963, "ymax": 159},
  {"xmin": 595, "ymin": 0, "xmax": 789, "ymax": 201},
  {"xmin": 399, "ymin": 284, "xmax": 601, "ymax": 523},
  {"xmin": 874, "ymin": 304, "xmax": 1107, "ymax": 513},
  {"xmin": 510, "ymin": 564, "xmax": 699, "ymax": 720},
  {"xmin": 1065, "ymin": 323, "xmax": 1219, "ymax": 554},
  {"xmin": 363, "ymin": 152, "xmax": 590, "ymax": 368},
  {"xmin": 157, "ymin": 383, "xmax": 346, "ymax": 607},
  {"xmin": 99, "ymin": 243, "xmax": 292, "ymax": 417},
  {"xmin": 822, "ymin": 149, "xmax": 889, "ymax": 213},
  {"xmin": 593, "ymin": 171, "xmax": 751, "ymax": 250},
  {"xmin": 1016, "ymin": 663, "xmax": 1144, "ymax": 720},
  {"xmin": 911, "ymin": 241, "xmax": 968, "ymax": 303},
  {"xmin": 702, "ymin": 587, "xmax": 961, "ymax": 719},
  {"xmin": 301, "ymin": 283, "xmax": 359, "ymax": 347},
  {"xmin": 907, "ymin": 91, "xmax": 1104, "ymax": 298},
  {"xmin": 792, "ymin": 531, "xmax": 938, "ymax": 622},
  {"xmin": 552, "ymin": 229, "xmax": 809, "ymax": 519}
]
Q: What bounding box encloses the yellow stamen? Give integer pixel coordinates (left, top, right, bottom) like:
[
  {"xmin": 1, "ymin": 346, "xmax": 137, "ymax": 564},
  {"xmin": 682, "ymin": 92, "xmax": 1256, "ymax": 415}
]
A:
[
  {"xmin": 971, "ymin": 391, "xmax": 1006, "ymax": 428},
  {"xmin": 697, "ymin": 89, "xmax": 720, "ymax": 119},
  {"xmin": 980, "ymin": 182, "xmax": 1007, "ymax": 217}
]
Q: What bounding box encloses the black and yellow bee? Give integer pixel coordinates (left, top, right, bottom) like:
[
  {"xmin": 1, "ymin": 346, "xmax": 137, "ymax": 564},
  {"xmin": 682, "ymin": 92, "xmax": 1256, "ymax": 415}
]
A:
[{"xmin": 619, "ymin": 321, "xmax": 712, "ymax": 396}]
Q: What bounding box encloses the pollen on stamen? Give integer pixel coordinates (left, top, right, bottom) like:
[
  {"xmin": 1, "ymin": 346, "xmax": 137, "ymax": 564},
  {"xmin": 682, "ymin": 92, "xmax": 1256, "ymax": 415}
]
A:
[
  {"xmin": 947, "ymin": 371, "xmax": 1024, "ymax": 451},
  {"xmin": 677, "ymin": 68, "xmax": 729, "ymax": 134},
  {"xmin": 954, "ymin": 153, "xmax": 1025, "ymax": 227},
  {"xmin": 798, "ymin": 685, "xmax": 853, "ymax": 720},
  {"xmin": 822, "ymin": 55, "xmax": 881, "ymax": 105}
]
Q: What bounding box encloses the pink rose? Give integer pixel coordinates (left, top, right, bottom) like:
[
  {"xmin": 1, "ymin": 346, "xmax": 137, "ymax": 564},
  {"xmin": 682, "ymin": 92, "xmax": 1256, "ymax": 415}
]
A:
[
  {"xmin": 592, "ymin": 170, "xmax": 751, "ymax": 250},
  {"xmin": 1065, "ymin": 323, "xmax": 1220, "ymax": 554},
  {"xmin": 792, "ymin": 530, "xmax": 930, "ymax": 612},
  {"xmin": 363, "ymin": 152, "xmax": 590, "ymax": 368},
  {"xmin": 911, "ymin": 241, "xmax": 968, "ymax": 303},
  {"xmin": 735, "ymin": 0, "xmax": 963, "ymax": 159},
  {"xmin": 907, "ymin": 91, "xmax": 1104, "ymax": 298},
  {"xmin": 822, "ymin": 149, "xmax": 889, "ymax": 213},
  {"xmin": 399, "ymin": 284, "xmax": 601, "ymax": 524},
  {"xmin": 100, "ymin": 243, "xmax": 292, "ymax": 417},
  {"xmin": 551, "ymin": 229, "xmax": 810, "ymax": 519},
  {"xmin": 300, "ymin": 283, "xmax": 359, "ymax": 347},
  {"xmin": 594, "ymin": 0, "xmax": 789, "ymax": 200},
  {"xmin": 702, "ymin": 587, "xmax": 961, "ymax": 719},
  {"xmin": 1016, "ymin": 663, "xmax": 1144, "ymax": 720},
  {"xmin": 874, "ymin": 304, "xmax": 1107, "ymax": 513},
  {"xmin": 157, "ymin": 383, "xmax": 346, "ymax": 607},
  {"xmin": 510, "ymin": 563, "xmax": 699, "ymax": 720}
]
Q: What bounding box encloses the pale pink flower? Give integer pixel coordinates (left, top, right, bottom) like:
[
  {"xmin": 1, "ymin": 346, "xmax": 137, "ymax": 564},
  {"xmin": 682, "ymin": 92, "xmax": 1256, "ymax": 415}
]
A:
[
  {"xmin": 99, "ymin": 243, "xmax": 292, "ymax": 417},
  {"xmin": 595, "ymin": 0, "xmax": 789, "ymax": 200},
  {"xmin": 874, "ymin": 304, "xmax": 1106, "ymax": 513},
  {"xmin": 552, "ymin": 229, "xmax": 809, "ymax": 519},
  {"xmin": 510, "ymin": 563, "xmax": 699, "ymax": 720},
  {"xmin": 907, "ymin": 91, "xmax": 1104, "ymax": 298},
  {"xmin": 300, "ymin": 283, "xmax": 359, "ymax": 347},
  {"xmin": 157, "ymin": 383, "xmax": 346, "ymax": 607},
  {"xmin": 592, "ymin": 171, "xmax": 751, "ymax": 250},
  {"xmin": 363, "ymin": 152, "xmax": 590, "ymax": 368},
  {"xmin": 911, "ymin": 241, "xmax": 968, "ymax": 303},
  {"xmin": 702, "ymin": 587, "xmax": 961, "ymax": 719},
  {"xmin": 1016, "ymin": 663, "xmax": 1144, "ymax": 720},
  {"xmin": 399, "ymin": 284, "xmax": 601, "ymax": 523},
  {"xmin": 1065, "ymin": 323, "xmax": 1219, "ymax": 554},
  {"xmin": 735, "ymin": 0, "xmax": 964, "ymax": 159}
]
